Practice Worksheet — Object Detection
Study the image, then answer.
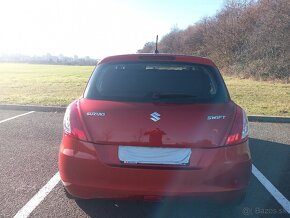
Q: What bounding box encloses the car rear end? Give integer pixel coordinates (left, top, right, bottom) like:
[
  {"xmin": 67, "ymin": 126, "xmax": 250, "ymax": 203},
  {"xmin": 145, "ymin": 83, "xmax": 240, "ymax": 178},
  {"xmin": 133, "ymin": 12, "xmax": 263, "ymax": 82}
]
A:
[{"xmin": 59, "ymin": 54, "xmax": 251, "ymax": 201}]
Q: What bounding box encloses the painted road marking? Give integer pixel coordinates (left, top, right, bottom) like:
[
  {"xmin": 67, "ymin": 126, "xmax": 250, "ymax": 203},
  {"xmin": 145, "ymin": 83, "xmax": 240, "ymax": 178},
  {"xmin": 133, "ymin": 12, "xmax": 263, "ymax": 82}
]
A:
[
  {"xmin": 0, "ymin": 110, "xmax": 59, "ymax": 217},
  {"xmin": 252, "ymin": 164, "xmax": 290, "ymax": 214},
  {"xmin": 13, "ymin": 172, "xmax": 60, "ymax": 218},
  {"xmin": 0, "ymin": 111, "xmax": 35, "ymax": 124}
]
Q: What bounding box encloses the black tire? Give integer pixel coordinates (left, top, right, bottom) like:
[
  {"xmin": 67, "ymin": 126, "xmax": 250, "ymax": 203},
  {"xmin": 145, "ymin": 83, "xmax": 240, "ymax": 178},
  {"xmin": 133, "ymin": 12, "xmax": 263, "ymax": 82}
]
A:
[
  {"xmin": 63, "ymin": 186, "xmax": 78, "ymax": 200},
  {"xmin": 231, "ymin": 192, "xmax": 246, "ymax": 205},
  {"xmin": 214, "ymin": 191, "xmax": 246, "ymax": 206}
]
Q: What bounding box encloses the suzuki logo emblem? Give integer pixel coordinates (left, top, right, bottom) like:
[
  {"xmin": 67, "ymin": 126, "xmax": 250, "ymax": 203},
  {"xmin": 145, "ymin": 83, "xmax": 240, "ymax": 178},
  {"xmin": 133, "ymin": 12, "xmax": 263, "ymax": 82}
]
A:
[{"xmin": 150, "ymin": 112, "xmax": 160, "ymax": 122}]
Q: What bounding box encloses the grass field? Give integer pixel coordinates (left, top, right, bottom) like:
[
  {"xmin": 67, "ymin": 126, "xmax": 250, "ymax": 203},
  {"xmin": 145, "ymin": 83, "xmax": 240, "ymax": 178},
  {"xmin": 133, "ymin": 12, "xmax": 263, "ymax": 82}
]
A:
[
  {"xmin": 0, "ymin": 63, "xmax": 94, "ymax": 106},
  {"xmin": 0, "ymin": 63, "xmax": 289, "ymax": 116}
]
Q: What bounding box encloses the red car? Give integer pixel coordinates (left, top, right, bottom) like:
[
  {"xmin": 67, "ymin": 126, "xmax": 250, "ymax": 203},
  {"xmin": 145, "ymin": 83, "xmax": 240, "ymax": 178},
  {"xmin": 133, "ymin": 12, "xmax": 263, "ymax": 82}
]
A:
[{"xmin": 59, "ymin": 54, "xmax": 251, "ymax": 202}]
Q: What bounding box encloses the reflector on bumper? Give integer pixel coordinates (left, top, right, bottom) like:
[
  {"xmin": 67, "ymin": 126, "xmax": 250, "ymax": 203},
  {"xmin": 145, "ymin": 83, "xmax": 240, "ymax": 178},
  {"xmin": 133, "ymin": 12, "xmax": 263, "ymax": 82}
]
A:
[{"xmin": 118, "ymin": 146, "xmax": 191, "ymax": 165}]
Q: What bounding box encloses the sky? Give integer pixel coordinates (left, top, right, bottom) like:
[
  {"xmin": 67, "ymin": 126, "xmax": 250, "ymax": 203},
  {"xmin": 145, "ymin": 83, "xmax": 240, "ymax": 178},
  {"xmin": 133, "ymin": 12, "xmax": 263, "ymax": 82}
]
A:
[{"xmin": 0, "ymin": 0, "xmax": 225, "ymax": 59}]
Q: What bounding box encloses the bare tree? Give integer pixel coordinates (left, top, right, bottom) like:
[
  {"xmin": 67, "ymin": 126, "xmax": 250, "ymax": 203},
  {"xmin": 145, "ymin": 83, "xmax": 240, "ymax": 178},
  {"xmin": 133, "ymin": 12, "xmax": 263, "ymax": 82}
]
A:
[{"xmin": 137, "ymin": 0, "xmax": 290, "ymax": 81}]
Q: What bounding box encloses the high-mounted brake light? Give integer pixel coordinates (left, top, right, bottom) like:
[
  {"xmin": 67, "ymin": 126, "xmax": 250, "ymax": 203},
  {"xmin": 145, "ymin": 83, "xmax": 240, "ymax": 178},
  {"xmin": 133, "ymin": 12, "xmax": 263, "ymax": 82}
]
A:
[
  {"xmin": 225, "ymin": 106, "xmax": 249, "ymax": 145},
  {"xmin": 139, "ymin": 55, "xmax": 175, "ymax": 61},
  {"xmin": 63, "ymin": 101, "xmax": 88, "ymax": 141}
]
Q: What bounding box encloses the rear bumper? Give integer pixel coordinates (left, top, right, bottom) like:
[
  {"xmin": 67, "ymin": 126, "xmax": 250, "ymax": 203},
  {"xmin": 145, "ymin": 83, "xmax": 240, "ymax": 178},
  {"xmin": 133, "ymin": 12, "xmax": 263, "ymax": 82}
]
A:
[{"xmin": 58, "ymin": 135, "xmax": 251, "ymax": 200}]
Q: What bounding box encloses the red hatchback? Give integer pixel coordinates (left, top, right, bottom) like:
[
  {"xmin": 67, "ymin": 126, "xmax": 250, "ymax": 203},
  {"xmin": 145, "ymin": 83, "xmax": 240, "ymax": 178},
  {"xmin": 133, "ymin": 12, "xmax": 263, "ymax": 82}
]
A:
[{"xmin": 59, "ymin": 54, "xmax": 251, "ymax": 202}]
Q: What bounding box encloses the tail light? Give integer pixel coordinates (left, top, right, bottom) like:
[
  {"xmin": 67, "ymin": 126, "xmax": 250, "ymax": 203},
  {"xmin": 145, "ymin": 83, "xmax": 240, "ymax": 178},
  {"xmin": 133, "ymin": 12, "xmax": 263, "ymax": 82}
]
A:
[
  {"xmin": 63, "ymin": 101, "xmax": 88, "ymax": 141},
  {"xmin": 225, "ymin": 106, "xmax": 249, "ymax": 145}
]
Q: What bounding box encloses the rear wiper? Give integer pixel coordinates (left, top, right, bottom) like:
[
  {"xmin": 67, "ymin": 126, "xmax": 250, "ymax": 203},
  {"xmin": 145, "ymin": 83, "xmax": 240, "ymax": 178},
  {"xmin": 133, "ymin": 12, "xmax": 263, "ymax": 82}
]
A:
[{"xmin": 151, "ymin": 92, "xmax": 198, "ymax": 99}]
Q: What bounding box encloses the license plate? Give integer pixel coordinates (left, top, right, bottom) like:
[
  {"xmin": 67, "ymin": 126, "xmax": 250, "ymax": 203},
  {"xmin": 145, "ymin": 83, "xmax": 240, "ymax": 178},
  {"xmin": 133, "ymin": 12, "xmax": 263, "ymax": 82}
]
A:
[{"xmin": 118, "ymin": 146, "xmax": 191, "ymax": 165}]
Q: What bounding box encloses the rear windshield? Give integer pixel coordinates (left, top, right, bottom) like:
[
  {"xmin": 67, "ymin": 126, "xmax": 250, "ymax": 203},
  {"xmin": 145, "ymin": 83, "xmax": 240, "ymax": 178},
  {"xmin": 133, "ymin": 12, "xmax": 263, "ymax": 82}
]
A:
[{"xmin": 84, "ymin": 62, "xmax": 229, "ymax": 103}]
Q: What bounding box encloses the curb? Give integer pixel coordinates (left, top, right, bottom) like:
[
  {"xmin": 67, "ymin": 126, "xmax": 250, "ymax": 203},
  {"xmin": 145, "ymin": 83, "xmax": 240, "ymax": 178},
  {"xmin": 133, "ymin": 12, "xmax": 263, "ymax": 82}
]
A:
[
  {"xmin": 0, "ymin": 104, "xmax": 66, "ymax": 113},
  {"xmin": 0, "ymin": 104, "xmax": 290, "ymax": 123},
  {"xmin": 247, "ymin": 115, "xmax": 290, "ymax": 123}
]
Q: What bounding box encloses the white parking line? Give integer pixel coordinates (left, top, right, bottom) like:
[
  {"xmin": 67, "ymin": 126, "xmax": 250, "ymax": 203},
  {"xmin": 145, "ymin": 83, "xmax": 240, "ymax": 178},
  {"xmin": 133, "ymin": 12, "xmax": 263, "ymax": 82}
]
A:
[
  {"xmin": 0, "ymin": 110, "xmax": 60, "ymax": 217},
  {"xmin": 252, "ymin": 164, "xmax": 290, "ymax": 214},
  {"xmin": 0, "ymin": 111, "xmax": 35, "ymax": 124},
  {"xmin": 13, "ymin": 172, "xmax": 60, "ymax": 218}
]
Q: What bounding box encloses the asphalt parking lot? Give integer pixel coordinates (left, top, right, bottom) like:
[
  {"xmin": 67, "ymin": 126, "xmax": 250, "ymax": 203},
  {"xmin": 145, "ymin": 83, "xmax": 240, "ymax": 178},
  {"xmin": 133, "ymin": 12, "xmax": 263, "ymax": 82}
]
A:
[{"xmin": 0, "ymin": 109, "xmax": 289, "ymax": 218}]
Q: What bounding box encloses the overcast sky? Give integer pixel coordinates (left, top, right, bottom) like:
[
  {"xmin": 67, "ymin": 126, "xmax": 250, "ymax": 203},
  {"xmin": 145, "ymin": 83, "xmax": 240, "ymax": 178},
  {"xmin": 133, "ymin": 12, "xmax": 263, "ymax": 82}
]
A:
[{"xmin": 0, "ymin": 0, "xmax": 225, "ymax": 59}]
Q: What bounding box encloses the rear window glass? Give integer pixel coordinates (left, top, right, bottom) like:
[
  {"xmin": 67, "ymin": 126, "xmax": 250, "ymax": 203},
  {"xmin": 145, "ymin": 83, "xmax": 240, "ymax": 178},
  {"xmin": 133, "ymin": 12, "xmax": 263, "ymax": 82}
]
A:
[{"xmin": 84, "ymin": 62, "xmax": 229, "ymax": 103}]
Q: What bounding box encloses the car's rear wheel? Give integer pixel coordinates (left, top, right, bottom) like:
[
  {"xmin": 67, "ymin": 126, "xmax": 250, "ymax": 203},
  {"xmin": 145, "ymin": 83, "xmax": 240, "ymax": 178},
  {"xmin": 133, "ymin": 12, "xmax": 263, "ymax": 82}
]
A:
[
  {"xmin": 231, "ymin": 191, "xmax": 246, "ymax": 205},
  {"xmin": 63, "ymin": 186, "xmax": 79, "ymax": 200},
  {"xmin": 214, "ymin": 190, "xmax": 246, "ymax": 206}
]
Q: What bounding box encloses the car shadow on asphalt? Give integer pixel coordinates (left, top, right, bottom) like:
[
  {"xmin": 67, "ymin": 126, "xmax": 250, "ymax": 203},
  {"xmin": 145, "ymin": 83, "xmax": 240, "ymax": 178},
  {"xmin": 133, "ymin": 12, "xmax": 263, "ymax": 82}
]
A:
[
  {"xmin": 249, "ymin": 137, "xmax": 290, "ymax": 216},
  {"xmin": 249, "ymin": 137, "xmax": 290, "ymax": 199},
  {"xmin": 75, "ymin": 198, "xmax": 238, "ymax": 218}
]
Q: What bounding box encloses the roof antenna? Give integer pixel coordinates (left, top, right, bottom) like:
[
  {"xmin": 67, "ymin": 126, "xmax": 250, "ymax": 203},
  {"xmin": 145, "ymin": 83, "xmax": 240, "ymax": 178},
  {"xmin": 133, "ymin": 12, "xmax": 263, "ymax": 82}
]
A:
[{"xmin": 154, "ymin": 35, "xmax": 159, "ymax": 54}]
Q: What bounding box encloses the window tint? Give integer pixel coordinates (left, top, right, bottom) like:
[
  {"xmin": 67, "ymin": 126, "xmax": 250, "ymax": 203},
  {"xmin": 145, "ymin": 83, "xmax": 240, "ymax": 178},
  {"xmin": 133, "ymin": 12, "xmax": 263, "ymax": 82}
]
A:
[{"xmin": 84, "ymin": 62, "xmax": 229, "ymax": 103}]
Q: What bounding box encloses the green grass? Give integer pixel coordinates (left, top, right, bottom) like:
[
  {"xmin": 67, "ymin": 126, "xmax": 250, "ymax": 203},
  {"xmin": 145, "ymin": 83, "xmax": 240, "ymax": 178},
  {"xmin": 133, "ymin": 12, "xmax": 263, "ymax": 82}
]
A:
[
  {"xmin": 224, "ymin": 77, "xmax": 290, "ymax": 116},
  {"xmin": 0, "ymin": 63, "xmax": 289, "ymax": 116},
  {"xmin": 0, "ymin": 63, "xmax": 94, "ymax": 106}
]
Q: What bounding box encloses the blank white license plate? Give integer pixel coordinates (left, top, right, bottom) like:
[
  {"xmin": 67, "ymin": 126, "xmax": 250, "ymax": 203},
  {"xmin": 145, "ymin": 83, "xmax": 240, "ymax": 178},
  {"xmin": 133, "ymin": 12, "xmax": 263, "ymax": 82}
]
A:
[{"xmin": 118, "ymin": 146, "xmax": 191, "ymax": 165}]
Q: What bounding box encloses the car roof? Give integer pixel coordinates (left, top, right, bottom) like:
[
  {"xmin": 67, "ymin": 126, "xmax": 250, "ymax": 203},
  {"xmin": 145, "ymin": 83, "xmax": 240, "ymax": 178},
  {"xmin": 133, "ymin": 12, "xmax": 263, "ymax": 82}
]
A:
[{"xmin": 98, "ymin": 54, "xmax": 217, "ymax": 67}]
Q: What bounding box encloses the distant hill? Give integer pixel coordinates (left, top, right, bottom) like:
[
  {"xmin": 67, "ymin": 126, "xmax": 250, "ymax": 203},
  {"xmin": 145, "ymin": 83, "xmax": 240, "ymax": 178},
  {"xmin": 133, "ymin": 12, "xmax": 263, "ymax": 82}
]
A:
[{"xmin": 0, "ymin": 54, "xmax": 98, "ymax": 66}]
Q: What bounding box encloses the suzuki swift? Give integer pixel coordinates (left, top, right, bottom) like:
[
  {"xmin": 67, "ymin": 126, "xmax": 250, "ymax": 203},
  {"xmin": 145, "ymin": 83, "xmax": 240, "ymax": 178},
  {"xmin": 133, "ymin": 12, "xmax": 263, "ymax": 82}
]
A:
[{"xmin": 59, "ymin": 54, "xmax": 251, "ymax": 202}]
